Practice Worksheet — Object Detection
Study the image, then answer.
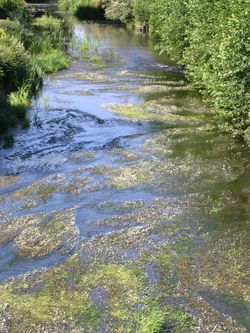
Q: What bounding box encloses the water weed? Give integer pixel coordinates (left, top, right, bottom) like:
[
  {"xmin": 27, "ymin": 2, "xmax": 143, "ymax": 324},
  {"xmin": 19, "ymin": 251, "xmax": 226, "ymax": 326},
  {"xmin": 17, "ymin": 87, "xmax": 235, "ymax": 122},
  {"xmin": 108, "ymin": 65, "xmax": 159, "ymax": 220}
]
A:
[{"xmin": 32, "ymin": 50, "xmax": 70, "ymax": 74}]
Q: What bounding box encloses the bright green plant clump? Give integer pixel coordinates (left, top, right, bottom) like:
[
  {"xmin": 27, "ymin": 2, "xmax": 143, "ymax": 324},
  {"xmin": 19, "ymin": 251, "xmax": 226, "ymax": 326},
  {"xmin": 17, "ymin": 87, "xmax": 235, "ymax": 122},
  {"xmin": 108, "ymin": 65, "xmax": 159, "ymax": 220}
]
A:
[
  {"xmin": 138, "ymin": 309, "xmax": 166, "ymax": 333},
  {"xmin": 32, "ymin": 50, "xmax": 71, "ymax": 74}
]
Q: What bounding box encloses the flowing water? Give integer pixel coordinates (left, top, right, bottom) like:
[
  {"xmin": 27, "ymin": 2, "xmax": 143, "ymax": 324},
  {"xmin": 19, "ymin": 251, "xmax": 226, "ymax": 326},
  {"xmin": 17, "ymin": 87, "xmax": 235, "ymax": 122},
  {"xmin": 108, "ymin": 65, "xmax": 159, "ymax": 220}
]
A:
[{"xmin": 0, "ymin": 22, "xmax": 249, "ymax": 333}]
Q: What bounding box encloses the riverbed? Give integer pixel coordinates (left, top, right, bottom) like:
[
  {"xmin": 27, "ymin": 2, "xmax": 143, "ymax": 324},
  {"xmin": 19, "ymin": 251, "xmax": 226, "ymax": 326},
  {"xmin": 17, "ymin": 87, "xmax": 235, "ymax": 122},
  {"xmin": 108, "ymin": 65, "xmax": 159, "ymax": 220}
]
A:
[{"xmin": 0, "ymin": 22, "xmax": 249, "ymax": 333}]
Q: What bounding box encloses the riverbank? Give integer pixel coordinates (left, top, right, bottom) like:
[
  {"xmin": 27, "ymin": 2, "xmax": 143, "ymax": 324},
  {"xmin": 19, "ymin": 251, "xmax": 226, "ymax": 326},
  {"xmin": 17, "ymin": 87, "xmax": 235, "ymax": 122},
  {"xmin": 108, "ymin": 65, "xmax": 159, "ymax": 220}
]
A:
[{"xmin": 0, "ymin": 1, "xmax": 71, "ymax": 144}]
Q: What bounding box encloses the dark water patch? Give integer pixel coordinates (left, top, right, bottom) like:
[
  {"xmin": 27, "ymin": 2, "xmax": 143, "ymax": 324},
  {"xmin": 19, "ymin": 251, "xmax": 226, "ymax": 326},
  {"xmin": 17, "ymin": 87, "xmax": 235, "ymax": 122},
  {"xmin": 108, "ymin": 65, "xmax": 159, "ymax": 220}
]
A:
[
  {"xmin": 90, "ymin": 286, "xmax": 109, "ymax": 307},
  {"xmin": 200, "ymin": 291, "xmax": 250, "ymax": 331},
  {"xmin": 0, "ymin": 253, "xmax": 68, "ymax": 282},
  {"xmin": 75, "ymin": 6, "xmax": 105, "ymax": 21}
]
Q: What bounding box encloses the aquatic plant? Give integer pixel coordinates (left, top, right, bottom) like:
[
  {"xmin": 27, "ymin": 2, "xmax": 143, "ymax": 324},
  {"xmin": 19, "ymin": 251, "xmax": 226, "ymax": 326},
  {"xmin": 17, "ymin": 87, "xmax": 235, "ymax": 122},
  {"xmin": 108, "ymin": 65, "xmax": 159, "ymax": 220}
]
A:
[
  {"xmin": 29, "ymin": 15, "xmax": 67, "ymax": 53},
  {"xmin": 137, "ymin": 309, "xmax": 166, "ymax": 333},
  {"xmin": 89, "ymin": 54, "xmax": 103, "ymax": 63},
  {"xmin": 8, "ymin": 84, "xmax": 30, "ymax": 108},
  {"xmin": 32, "ymin": 50, "xmax": 70, "ymax": 74}
]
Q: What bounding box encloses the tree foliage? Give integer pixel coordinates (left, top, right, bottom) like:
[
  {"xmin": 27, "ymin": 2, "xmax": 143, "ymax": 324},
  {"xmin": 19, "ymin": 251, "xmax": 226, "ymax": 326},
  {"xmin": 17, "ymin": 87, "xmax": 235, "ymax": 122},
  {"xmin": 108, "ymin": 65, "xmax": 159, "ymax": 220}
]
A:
[
  {"xmin": 0, "ymin": 0, "xmax": 25, "ymax": 19},
  {"xmin": 104, "ymin": 0, "xmax": 133, "ymax": 23},
  {"xmin": 132, "ymin": 0, "xmax": 250, "ymax": 138}
]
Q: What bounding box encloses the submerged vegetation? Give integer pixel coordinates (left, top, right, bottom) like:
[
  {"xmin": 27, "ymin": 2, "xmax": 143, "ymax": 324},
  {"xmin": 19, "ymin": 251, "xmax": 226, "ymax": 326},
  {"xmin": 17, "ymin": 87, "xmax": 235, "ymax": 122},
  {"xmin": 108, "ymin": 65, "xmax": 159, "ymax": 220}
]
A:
[
  {"xmin": 0, "ymin": 0, "xmax": 71, "ymax": 142},
  {"xmin": 0, "ymin": 2, "xmax": 249, "ymax": 333}
]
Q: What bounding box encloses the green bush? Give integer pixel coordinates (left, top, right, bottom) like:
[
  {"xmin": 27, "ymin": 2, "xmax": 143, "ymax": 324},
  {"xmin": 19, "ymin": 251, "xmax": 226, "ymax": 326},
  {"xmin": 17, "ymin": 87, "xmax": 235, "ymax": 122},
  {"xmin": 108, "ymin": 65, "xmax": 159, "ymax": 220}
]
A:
[
  {"xmin": 132, "ymin": 0, "xmax": 250, "ymax": 139},
  {"xmin": 0, "ymin": 0, "xmax": 25, "ymax": 19},
  {"xmin": 184, "ymin": 0, "xmax": 250, "ymax": 136},
  {"xmin": 101, "ymin": 0, "xmax": 133, "ymax": 23},
  {"xmin": 0, "ymin": 33, "xmax": 42, "ymax": 94},
  {"xmin": 0, "ymin": 12, "xmax": 71, "ymax": 135},
  {"xmin": 59, "ymin": 0, "xmax": 98, "ymax": 14},
  {"xmin": 59, "ymin": 0, "xmax": 105, "ymax": 20},
  {"xmin": 133, "ymin": 0, "xmax": 151, "ymax": 24},
  {"xmin": 0, "ymin": 19, "xmax": 24, "ymax": 40},
  {"xmin": 150, "ymin": 0, "xmax": 189, "ymax": 63}
]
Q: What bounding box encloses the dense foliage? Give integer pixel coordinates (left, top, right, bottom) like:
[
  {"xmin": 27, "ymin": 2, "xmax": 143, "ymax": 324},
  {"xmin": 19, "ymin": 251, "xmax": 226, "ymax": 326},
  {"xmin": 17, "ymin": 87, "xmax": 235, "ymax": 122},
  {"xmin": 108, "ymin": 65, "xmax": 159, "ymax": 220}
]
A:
[
  {"xmin": 102, "ymin": 0, "xmax": 133, "ymax": 23},
  {"xmin": 59, "ymin": 0, "xmax": 105, "ymax": 20},
  {"xmin": 0, "ymin": 33, "xmax": 37, "ymax": 94},
  {"xmin": 0, "ymin": 1, "xmax": 71, "ymax": 140},
  {"xmin": 134, "ymin": 0, "xmax": 250, "ymax": 140},
  {"xmin": 0, "ymin": 0, "xmax": 24, "ymax": 19}
]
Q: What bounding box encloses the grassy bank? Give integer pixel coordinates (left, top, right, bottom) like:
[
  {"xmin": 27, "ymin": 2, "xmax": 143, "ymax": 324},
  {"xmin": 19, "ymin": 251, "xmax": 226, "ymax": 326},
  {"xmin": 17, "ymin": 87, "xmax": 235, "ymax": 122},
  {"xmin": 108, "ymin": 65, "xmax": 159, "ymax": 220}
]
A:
[{"xmin": 0, "ymin": 0, "xmax": 71, "ymax": 145}]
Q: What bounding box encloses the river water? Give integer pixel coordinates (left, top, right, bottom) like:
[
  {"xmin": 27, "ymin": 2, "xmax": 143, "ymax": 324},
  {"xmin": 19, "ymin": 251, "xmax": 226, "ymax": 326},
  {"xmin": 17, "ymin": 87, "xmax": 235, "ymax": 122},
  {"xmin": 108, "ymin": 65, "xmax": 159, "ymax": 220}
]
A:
[{"xmin": 0, "ymin": 22, "xmax": 249, "ymax": 333}]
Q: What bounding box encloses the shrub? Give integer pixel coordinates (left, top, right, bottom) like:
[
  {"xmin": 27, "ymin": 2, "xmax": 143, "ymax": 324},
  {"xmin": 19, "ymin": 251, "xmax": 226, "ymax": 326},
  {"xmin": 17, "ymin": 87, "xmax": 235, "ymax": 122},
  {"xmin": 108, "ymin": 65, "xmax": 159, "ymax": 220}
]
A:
[
  {"xmin": 0, "ymin": 19, "xmax": 24, "ymax": 40},
  {"xmin": 75, "ymin": 5, "xmax": 105, "ymax": 20},
  {"xmin": 59, "ymin": 0, "xmax": 98, "ymax": 13},
  {"xmin": 0, "ymin": 0, "xmax": 26, "ymax": 19},
  {"xmin": 0, "ymin": 12, "xmax": 71, "ymax": 135},
  {"xmin": 0, "ymin": 33, "xmax": 42, "ymax": 94},
  {"xmin": 104, "ymin": 0, "xmax": 133, "ymax": 23},
  {"xmin": 140, "ymin": 0, "xmax": 250, "ymax": 139},
  {"xmin": 59, "ymin": 0, "xmax": 105, "ymax": 20},
  {"xmin": 184, "ymin": 0, "xmax": 250, "ymax": 136},
  {"xmin": 133, "ymin": 0, "xmax": 151, "ymax": 24}
]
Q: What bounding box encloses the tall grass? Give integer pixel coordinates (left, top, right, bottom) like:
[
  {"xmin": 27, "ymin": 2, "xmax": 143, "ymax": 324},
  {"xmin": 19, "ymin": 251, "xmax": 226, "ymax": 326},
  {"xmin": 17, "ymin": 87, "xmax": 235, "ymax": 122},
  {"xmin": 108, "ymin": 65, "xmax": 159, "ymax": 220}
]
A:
[
  {"xmin": 28, "ymin": 15, "xmax": 72, "ymax": 74},
  {"xmin": 29, "ymin": 15, "xmax": 66, "ymax": 53},
  {"xmin": 8, "ymin": 84, "xmax": 30, "ymax": 108},
  {"xmin": 138, "ymin": 309, "xmax": 165, "ymax": 333},
  {"xmin": 32, "ymin": 50, "xmax": 70, "ymax": 74},
  {"xmin": 70, "ymin": 35, "xmax": 103, "ymax": 57}
]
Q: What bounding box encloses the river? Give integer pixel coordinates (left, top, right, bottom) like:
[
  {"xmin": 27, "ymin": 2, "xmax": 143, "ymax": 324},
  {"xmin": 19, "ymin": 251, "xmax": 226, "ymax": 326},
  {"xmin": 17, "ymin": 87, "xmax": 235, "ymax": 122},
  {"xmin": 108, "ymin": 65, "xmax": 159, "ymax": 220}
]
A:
[{"xmin": 0, "ymin": 22, "xmax": 249, "ymax": 333}]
